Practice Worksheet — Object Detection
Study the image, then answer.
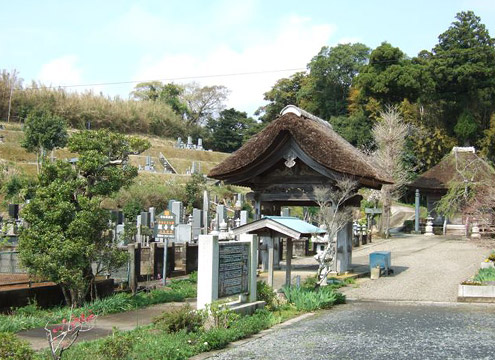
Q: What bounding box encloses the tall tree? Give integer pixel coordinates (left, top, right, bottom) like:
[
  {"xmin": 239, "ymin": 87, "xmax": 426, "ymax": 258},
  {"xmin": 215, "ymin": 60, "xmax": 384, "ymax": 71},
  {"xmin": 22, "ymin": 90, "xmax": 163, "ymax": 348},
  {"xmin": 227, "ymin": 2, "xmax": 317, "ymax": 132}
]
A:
[
  {"xmin": 19, "ymin": 130, "xmax": 150, "ymax": 306},
  {"xmin": 356, "ymin": 42, "xmax": 427, "ymax": 107},
  {"xmin": 207, "ymin": 108, "xmax": 258, "ymax": 153},
  {"xmin": 428, "ymin": 11, "xmax": 495, "ymax": 145},
  {"xmin": 299, "ymin": 43, "xmax": 370, "ymax": 119},
  {"xmin": 372, "ymin": 107, "xmax": 409, "ymax": 238},
  {"xmin": 183, "ymin": 83, "xmax": 229, "ymax": 126},
  {"xmin": 131, "ymin": 81, "xmax": 189, "ymax": 119},
  {"xmin": 21, "ymin": 108, "xmax": 68, "ymax": 173},
  {"xmin": 255, "ymin": 72, "xmax": 306, "ymax": 124}
]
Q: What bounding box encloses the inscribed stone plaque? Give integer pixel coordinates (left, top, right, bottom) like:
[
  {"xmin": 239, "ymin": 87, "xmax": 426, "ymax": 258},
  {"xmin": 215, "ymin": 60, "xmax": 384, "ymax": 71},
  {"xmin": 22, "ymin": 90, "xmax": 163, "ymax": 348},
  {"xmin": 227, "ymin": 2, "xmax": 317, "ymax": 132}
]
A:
[{"xmin": 218, "ymin": 243, "xmax": 249, "ymax": 298}]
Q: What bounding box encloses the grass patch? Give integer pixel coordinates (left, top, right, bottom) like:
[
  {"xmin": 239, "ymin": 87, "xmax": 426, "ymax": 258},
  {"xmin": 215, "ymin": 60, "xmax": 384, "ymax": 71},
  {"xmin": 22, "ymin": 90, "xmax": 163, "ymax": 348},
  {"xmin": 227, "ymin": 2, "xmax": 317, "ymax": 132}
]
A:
[
  {"xmin": 35, "ymin": 306, "xmax": 301, "ymax": 360},
  {"xmin": 0, "ymin": 277, "xmax": 197, "ymax": 333},
  {"xmin": 283, "ymin": 285, "xmax": 345, "ymax": 311}
]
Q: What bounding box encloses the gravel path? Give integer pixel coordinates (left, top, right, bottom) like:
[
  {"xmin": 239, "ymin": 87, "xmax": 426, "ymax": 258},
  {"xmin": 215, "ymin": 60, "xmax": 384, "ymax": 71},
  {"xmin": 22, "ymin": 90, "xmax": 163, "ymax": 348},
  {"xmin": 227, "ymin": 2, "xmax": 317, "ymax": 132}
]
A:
[
  {"xmin": 207, "ymin": 301, "xmax": 495, "ymax": 360},
  {"xmin": 341, "ymin": 235, "xmax": 489, "ymax": 302}
]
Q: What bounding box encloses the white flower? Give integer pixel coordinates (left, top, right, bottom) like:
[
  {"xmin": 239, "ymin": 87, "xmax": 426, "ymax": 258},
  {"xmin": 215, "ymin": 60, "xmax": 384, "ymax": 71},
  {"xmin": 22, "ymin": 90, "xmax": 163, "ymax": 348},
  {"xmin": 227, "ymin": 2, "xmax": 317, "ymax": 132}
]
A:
[{"xmin": 204, "ymin": 341, "xmax": 209, "ymax": 346}]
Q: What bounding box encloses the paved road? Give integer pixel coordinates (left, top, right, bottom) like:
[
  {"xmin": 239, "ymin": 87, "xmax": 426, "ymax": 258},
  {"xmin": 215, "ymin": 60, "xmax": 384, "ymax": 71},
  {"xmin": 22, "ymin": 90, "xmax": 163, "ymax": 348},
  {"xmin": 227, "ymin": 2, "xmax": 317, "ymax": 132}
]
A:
[
  {"xmin": 208, "ymin": 301, "xmax": 495, "ymax": 360},
  {"xmin": 341, "ymin": 235, "xmax": 489, "ymax": 302}
]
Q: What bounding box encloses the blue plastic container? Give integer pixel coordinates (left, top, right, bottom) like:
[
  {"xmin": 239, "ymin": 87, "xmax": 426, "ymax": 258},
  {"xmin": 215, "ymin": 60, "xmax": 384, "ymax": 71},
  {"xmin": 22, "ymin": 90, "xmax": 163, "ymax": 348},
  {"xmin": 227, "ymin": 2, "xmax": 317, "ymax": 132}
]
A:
[{"xmin": 369, "ymin": 251, "xmax": 391, "ymax": 274}]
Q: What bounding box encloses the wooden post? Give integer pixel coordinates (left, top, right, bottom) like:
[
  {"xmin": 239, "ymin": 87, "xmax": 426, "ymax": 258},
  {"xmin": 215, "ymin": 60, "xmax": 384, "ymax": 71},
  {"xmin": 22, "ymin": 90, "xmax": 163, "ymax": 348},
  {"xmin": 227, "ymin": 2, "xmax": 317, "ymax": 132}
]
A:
[
  {"xmin": 162, "ymin": 239, "xmax": 168, "ymax": 286},
  {"xmin": 285, "ymin": 238, "xmax": 293, "ymax": 287},
  {"xmin": 128, "ymin": 243, "xmax": 137, "ymax": 294},
  {"xmin": 150, "ymin": 242, "xmax": 157, "ymax": 279}
]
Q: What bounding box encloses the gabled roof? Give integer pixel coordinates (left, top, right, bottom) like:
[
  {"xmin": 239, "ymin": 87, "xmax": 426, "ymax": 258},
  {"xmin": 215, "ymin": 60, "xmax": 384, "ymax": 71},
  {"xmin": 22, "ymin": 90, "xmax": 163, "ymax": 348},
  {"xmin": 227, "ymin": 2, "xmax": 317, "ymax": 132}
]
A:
[
  {"xmin": 231, "ymin": 216, "xmax": 325, "ymax": 239},
  {"xmin": 208, "ymin": 105, "xmax": 392, "ymax": 189},
  {"xmin": 408, "ymin": 147, "xmax": 495, "ymax": 192}
]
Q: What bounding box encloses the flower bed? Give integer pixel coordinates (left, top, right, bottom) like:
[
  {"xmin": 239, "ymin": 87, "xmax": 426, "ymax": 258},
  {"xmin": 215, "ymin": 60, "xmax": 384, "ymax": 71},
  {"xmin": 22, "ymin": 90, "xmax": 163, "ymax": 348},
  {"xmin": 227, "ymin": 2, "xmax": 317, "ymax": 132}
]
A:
[{"xmin": 458, "ymin": 265, "xmax": 495, "ymax": 303}]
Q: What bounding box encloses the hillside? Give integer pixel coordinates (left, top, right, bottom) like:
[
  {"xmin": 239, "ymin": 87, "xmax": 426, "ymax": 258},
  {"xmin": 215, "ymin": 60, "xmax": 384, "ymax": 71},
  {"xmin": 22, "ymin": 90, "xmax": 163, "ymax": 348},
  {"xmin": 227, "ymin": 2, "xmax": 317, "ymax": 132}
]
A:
[{"xmin": 0, "ymin": 122, "xmax": 229, "ymax": 177}]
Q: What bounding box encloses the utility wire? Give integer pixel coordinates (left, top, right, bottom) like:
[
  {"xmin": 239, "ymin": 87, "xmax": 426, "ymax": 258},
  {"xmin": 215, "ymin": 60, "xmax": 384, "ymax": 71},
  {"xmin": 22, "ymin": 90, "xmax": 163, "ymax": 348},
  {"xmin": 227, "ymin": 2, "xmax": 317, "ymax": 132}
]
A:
[{"xmin": 21, "ymin": 67, "xmax": 307, "ymax": 91}]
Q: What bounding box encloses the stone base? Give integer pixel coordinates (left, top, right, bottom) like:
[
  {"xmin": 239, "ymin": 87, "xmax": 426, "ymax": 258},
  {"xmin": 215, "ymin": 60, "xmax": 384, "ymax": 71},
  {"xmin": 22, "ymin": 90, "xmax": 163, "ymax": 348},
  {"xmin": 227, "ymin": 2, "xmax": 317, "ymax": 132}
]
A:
[
  {"xmin": 227, "ymin": 300, "xmax": 266, "ymax": 316},
  {"xmin": 458, "ymin": 284, "xmax": 495, "ymax": 303}
]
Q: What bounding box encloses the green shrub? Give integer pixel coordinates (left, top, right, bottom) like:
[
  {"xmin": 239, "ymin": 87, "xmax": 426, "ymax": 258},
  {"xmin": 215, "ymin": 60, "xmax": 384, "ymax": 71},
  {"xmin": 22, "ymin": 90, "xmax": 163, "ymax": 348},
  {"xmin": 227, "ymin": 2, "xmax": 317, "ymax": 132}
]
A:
[
  {"xmin": 153, "ymin": 304, "xmax": 203, "ymax": 333},
  {"xmin": 283, "ymin": 286, "xmax": 344, "ymax": 311},
  {"xmin": 256, "ymin": 281, "xmax": 277, "ymax": 309},
  {"xmin": 188, "ymin": 271, "xmax": 198, "ymax": 283},
  {"xmin": 202, "ymin": 303, "xmax": 240, "ymax": 329},
  {"xmin": 301, "ymin": 275, "xmax": 318, "ymax": 290},
  {"xmin": 98, "ymin": 329, "xmax": 134, "ymax": 360},
  {"xmin": 0, "ymin": 332, "xmax": 35, "ymax": 360},
  {"xmin": 474, "ymin": 267, "xmax": 495, "ymax": 282}
]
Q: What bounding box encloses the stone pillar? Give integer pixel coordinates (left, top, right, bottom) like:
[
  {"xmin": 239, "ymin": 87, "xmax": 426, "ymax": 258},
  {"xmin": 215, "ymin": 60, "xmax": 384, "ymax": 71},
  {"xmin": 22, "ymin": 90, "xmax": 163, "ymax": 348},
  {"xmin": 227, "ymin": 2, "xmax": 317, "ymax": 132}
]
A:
[
  {"xmin": 197, "ymin": 235, "xmax": 219, "ymax": 310},
  {"xmin": 267, "ymin": 237, "xmax": 274, "ymax": 288},
  {"xmin": 336, "ymin": 222, "xmax": 352, "ymax": 273},
  {"xmin": 202, "ymin": 190, "xmax": 209, "ymax": 234},
  {"xmin": 285, "ymin": 238, "xmax": 293, "ymax": 287},
  {"xmin": 414, "ymin": 189, "xmax": 420, "ymax": 233},
  {"xmin": 471, "ymin": 221, "xmax": 481, "ymax": 239},
  {"xmin": 240, "ymin": 234, "xmax": 258, "ymax": 303},
  {"xmin": 424, "ymin": 216, "xmax": 434, "ymax": 236}
]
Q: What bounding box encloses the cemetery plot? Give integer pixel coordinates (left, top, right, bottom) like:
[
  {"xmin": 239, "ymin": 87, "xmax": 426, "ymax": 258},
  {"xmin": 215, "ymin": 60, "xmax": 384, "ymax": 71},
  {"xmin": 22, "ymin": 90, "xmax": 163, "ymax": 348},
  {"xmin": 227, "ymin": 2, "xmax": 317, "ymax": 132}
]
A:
[{"xmin": 218, "ymin": 243, "xmax": 249, "ymax": 298}]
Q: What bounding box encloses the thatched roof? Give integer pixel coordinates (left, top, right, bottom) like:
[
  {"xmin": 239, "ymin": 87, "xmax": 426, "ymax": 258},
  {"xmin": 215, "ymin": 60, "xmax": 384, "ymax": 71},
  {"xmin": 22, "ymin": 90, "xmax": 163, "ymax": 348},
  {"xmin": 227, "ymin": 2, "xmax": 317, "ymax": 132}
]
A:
[
  {"xmin": 408, "ymin": 147, "xmax": 495, "ymax": 192},
  {"xmin": 209, "ymin": 105, "xmax": 392, "ymax": 188}
]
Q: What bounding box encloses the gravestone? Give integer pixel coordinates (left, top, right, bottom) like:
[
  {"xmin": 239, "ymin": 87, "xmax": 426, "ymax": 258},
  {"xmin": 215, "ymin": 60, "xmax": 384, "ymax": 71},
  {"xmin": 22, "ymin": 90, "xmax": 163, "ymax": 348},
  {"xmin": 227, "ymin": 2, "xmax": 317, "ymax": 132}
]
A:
[
  {"xmin": 171, "ymin": 201, "xmax": 184, "ymax": 224},
  {"xmin": 115, "ymin": 224, "xmax": 125, "ymax": 245},
  {"xmin": 197, "ymin": 234, "xmax": 258, "ymax": 310},
  {"xmin": 216, "ymin": 205, "xmax": 227, "ymax": 229},
  {"xmin": 240, "ymin": 211, "xmax": 248, "ymax": 226},
  {"xmin": 176, "ymin": 224, "xmax": 192, "ymax": 243},
  {"xmin": 149, "ymin": 207, "xmax": 156, "ymax": 228},
  {"xmin": 192, "ymin": 208, "xmax": 202, "ymax": 241}
]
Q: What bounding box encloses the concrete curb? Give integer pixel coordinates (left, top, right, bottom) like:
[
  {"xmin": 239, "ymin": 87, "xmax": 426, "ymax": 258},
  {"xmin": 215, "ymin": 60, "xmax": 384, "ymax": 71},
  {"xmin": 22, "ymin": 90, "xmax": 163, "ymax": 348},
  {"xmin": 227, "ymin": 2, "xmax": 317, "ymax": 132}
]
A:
[
  {"xmin": 346, "ymin": 298, "xmax": 495, "ymax": 308},
  {"xmin": 189, "ymin": 312, "xmax": 315, "ymax": 360}
]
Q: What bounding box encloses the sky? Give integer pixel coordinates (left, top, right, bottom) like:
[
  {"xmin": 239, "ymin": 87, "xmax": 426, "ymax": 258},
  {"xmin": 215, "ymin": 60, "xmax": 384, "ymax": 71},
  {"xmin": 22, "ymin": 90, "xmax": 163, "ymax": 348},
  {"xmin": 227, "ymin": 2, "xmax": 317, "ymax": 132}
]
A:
[{"xmin": 2, "ymin": 0, "xmax": 495, "ymax": 117}]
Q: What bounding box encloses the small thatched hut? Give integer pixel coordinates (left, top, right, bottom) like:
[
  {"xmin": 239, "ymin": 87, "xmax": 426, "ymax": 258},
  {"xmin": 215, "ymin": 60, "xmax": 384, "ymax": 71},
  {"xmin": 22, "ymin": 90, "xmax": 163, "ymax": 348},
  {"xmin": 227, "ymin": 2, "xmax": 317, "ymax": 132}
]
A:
[
  {"xmin": 209, "ymin": 105, "xmax": 392, "ymax": 214},
  {"xmin": 407, "ymin": 147, "xmax": 495, "ymax": 233},
  {"xmin": 208, "ymin": 105, "xmax": 392, "ymax": 274}
]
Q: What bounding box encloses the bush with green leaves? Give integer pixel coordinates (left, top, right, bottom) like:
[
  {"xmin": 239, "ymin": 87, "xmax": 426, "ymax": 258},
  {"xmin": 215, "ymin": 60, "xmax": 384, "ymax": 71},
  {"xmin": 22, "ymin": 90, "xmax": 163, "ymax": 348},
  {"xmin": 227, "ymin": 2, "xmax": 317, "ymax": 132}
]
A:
[
  {"xmin": 283, "ymin": 285, "xmax": 345, "ymax": 311},
  {"xmin": 256, "ymin": 281, "xmax": 277, "ymax": 309},
  {"xmin": 0, "ymin": 332, "xmax": 35, "ymax": 360},
  {"xmin": 98, "ymin": 329, "xmax": 134, "ymax": 360},
  {"xmin": 153, "ymin": 304, "xmax": 203, "ymax": 333}
]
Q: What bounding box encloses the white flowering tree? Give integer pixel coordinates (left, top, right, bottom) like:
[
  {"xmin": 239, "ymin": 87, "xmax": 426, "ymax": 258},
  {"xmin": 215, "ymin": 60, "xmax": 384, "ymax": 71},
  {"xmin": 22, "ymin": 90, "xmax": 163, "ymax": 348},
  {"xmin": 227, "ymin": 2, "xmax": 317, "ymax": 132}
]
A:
[{"xmin": 314, "ymin": 178, "xmax": 357, "ymax": 286}]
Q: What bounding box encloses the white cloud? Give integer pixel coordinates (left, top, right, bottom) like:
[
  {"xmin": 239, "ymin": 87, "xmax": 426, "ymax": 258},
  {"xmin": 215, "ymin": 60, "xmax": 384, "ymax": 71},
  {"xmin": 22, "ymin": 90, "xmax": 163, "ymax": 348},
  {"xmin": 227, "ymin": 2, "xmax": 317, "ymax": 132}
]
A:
[
  {"xmin": 132, "ymin": 15, "xmax": 336, "ymax": 115},
  {"xmin": 37, "ymin": 55, "xmax": 82, "ymax": 87}
]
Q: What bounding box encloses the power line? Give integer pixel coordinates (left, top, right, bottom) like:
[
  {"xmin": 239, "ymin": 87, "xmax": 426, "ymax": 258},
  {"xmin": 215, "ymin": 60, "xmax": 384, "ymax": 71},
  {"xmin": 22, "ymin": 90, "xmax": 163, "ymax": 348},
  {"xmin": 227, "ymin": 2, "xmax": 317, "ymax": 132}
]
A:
[{"xmin": 22, "ymin": 67, "xmax": 307, "ymax": 91}]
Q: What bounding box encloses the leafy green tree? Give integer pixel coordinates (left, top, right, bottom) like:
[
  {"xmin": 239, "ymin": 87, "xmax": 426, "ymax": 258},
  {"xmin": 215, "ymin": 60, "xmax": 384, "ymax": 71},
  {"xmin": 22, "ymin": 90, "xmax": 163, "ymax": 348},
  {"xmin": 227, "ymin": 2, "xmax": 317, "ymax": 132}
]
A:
[
  {"xmin": 184, "ymin": 173, "xmax": 206, "ymax": 212},
  {"xmin": 428, "ymin": 11, "xmax": 495, "ymax": 144},
  {"xmin": 21, "ymin": 108, "xmax": 68, "ymax": 173},
  {"xmin": 131, "ymin": 81, "xmax": 189, "ymax": 119},
  {"xmin": 329, "ymin": 111, "xmax": 374, "ymax": 149},
  {"xmin": 207, "ymin": 108, "xmax": 257, "ymax": 153},
  {"xmin": 356, "ymin": 42, "xmax": 428, "ymax": 107},
  {"xmin": 18, "ymin": 130, "xmax": 150, "ymax": 306},
  {"xmin": 299, "ymin": 43, "xmax": 370, "ymax": 119},
  {"xmin": 255, "ymin": 72, "xmax": 306, "ymax": 123}
]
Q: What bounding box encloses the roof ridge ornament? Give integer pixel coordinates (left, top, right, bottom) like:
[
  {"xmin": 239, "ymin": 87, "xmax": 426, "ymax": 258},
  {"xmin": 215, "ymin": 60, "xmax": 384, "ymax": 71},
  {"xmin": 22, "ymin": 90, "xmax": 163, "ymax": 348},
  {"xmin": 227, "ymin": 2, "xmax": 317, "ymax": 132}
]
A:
[
  {"xmin": 452, "ymin": 146, "xmax": 475, "ymax": 153},
  {"xmin": 280, "ymin": 105, "xmax": 333, "ymax": 130}
]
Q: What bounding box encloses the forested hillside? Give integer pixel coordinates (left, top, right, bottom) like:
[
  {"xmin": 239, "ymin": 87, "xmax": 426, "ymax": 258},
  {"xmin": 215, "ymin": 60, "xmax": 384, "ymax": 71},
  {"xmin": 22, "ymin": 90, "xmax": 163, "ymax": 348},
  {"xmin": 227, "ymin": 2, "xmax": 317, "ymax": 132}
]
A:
[{"xmin": 1, "ymin": 11, "xmax": 494, "ymax": 173}]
